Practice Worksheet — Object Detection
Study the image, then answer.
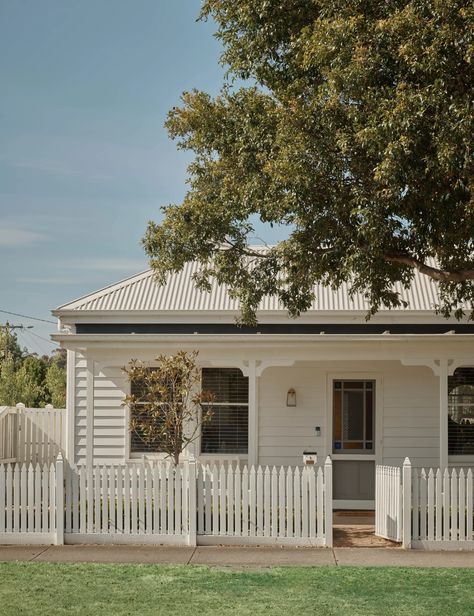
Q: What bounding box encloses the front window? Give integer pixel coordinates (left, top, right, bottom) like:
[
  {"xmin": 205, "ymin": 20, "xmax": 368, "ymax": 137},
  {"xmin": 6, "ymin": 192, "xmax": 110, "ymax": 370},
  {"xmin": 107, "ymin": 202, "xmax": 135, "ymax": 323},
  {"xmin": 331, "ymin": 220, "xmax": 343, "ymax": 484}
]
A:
[
  {"xmin": 201, "ymin": 368, "xmax": 248, "ymax": 454},
  {"xmin": 449, "ymin": 367, "xmax": 474, "ymax": 456},
  {"xmin": 129, "ymin": 368, "xmax": 165, "ymax": 454},
  {"xmin": 333, "ymin": 380, "xmax": 375, "ymax": 453}
]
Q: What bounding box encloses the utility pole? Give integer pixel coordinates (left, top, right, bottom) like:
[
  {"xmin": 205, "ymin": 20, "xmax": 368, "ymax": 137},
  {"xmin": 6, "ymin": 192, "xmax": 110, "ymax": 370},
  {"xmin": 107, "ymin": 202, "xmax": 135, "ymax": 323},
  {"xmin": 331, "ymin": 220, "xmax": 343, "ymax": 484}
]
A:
[{"xmin": 1, "ymin": 322, "xmax": 33, "ymax": 361}]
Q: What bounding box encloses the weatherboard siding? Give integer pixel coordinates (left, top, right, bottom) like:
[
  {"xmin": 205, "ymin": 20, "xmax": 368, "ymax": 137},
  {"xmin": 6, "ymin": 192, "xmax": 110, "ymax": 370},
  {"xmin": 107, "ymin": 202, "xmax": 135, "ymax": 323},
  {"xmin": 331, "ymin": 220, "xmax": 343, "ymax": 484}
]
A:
[
  {"xmin": 72, "ymin": 358, "xmax": 441, "ymax": 467},
  {"xmin": 92, "ymin": 366, "xmax": 127, "ymax": 463},
  {"xmin": 73, "ymin": 359, "xmax": 128, "ymax": 465},
  {"xmin": 258, "ymin": 365, "xmax": 326, "ymax": 467},
  {"xmin": 382, "ymin": 364, "xmax": 439, "ymax": 467},
  {"xmin": 258, "ymin": 362, "xmax": 440, "ymax": 468},
  {"xmin": 74, "ymin": 353, "xmax": 87, "ymax": 463}
]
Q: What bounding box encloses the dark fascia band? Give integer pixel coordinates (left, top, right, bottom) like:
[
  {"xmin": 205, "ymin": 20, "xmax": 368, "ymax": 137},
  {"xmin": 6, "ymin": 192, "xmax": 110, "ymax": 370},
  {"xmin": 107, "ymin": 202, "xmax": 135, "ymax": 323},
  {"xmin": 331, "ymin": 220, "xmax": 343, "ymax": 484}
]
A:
[{"xmin": 75, "ymin": 323, "xmax": 474, "ymax": 335}]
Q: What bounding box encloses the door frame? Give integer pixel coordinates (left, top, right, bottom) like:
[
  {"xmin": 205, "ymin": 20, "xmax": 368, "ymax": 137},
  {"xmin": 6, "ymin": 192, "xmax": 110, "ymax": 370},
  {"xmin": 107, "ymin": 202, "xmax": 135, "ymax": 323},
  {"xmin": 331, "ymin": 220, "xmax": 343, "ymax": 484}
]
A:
[{"xmin": 326, "ymin": 372, "xmax": 383, "ymax": 509}]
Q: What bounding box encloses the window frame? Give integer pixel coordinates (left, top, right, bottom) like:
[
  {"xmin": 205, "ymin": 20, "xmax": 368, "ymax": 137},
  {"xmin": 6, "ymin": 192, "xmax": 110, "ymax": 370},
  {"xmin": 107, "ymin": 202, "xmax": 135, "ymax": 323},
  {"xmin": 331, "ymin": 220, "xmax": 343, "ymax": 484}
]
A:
[
  {"xmin": 332, "ymin": 379, "xmax": 375, "ymax": 455},
  {"xmin": 126, "ymin": 366, "xmax": 172, "ymax": 461},
  {"xmin": 199, "ymin": 367, "xmax": 249, "ymax": 458}
]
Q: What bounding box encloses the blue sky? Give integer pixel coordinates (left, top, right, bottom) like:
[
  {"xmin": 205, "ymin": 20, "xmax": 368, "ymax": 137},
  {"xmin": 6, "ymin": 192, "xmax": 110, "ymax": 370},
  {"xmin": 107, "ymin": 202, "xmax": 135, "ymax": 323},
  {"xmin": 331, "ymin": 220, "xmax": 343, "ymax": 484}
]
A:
[{"xmin": 0, "ymin": 1, "xmax": 286, "ymax": 355}]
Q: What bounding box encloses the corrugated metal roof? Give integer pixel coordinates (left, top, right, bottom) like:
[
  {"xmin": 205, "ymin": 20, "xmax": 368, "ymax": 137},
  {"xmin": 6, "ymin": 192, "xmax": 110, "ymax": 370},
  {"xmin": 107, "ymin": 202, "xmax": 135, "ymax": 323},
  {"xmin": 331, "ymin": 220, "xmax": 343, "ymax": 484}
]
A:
[{"xmin": 56, "ymin": 260, "xmax": 442, "ymax": 313}]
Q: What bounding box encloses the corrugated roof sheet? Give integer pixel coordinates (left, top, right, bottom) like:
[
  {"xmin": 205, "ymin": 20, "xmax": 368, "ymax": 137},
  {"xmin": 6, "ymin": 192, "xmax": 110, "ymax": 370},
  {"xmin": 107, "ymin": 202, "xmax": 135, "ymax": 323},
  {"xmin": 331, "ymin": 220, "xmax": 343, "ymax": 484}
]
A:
[{"xmin": 56, "ymin": 260, "xmax": 442, "ymax": 313}]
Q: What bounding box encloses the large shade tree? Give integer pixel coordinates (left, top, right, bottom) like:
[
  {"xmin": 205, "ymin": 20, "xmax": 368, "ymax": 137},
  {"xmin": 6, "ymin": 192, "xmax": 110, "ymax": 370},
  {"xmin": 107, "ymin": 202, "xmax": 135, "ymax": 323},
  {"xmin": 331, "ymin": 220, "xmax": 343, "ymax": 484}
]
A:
[{"xmin": 144, "ymin": 0, "xmax": 474, "ymax": 322}]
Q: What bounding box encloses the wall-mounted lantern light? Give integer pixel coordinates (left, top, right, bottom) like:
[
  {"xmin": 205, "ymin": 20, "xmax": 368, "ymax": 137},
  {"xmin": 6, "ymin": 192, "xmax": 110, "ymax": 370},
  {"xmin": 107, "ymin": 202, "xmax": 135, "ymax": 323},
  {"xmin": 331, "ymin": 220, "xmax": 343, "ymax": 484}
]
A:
[{"xmin": 286, "ymin": 388, "xmax": 296, "ymax": 407}]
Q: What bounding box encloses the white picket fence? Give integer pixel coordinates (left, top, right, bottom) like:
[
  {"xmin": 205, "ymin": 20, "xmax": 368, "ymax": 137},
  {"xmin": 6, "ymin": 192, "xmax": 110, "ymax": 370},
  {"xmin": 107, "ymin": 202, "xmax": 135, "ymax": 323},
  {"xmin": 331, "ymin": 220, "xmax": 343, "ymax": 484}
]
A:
[
  {"xmin": 375, "ymin": 459, "xmax": 474, "ymax": 549},
  {"xmin": 0, "ymin": 404, "xmax": 65, "ymax": 464},
  {"xmin": 64, "ymin": 462, "xmax": 192, "ymax": 545},
  {"xmin": 0, "ymin": 460, "xmax": 59, "ymax": 544},
  {"xmin": 411, "ymin": 466, "xmax": 474, "ymax": 549},
  {"xmin": 0, "ymin": 457, "xmax": 333, "ymax": 547},
  {"xmin": 196, "ymin": 462, "xmax": 331, "ymax": 545}
]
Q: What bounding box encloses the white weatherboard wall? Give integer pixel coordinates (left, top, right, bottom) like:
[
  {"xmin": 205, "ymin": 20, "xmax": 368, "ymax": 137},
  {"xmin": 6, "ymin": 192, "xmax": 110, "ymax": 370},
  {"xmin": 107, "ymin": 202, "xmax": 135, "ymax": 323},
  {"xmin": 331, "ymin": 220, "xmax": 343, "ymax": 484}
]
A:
[
  {"xmin": 259, "ymin": 365, "xmax": 326, "ymax": 467},
  {"xmin": 74, "ymin": 353, "xmax": 87, "ymax": 464},
  {"xmin": 259, "ymin": 361, "xmax": 440, "ymax": 468},
  {"xmin": 72, "ymin": 355, "xmax": 443, "ymax": 468},
  {"xmin": 381, "ymin": 363, "xmax": 439, "ymax": 467},
  {"xmin": 73, "ymin": 354, "xmax": 128, "ymax": 465}
]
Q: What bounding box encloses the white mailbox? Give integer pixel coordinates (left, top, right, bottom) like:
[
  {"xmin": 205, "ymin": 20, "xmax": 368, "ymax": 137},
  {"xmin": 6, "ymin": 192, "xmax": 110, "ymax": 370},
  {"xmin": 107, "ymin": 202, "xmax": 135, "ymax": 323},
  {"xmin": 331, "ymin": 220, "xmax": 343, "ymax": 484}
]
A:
[{"xmin": 303, "ymin": 451, "xmax": 317, "ymax": 465}]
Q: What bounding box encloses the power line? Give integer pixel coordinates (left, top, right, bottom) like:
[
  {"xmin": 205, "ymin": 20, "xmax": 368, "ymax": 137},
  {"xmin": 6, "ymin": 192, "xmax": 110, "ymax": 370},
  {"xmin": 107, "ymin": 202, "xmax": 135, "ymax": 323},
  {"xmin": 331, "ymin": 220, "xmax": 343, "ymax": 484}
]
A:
[
  {"xmin": 27, "ymin": 329, "xmax": 58, "ymax": 346},
  {"xmin": 0, "ymin": 309, "xmax": 56, "ymax": 324},
  {"xmin": 19, "ymin": 328, "xmax": 50, "ymax": 357}
]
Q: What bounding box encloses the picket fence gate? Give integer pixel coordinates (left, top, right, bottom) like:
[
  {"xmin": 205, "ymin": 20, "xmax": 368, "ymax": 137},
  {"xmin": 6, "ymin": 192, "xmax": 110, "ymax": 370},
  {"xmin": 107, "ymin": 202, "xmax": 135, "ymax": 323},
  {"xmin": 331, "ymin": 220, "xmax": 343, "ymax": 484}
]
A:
[
  {"xmin": 375, "ymin": 459, "xmax": 474, "ymax": 549},
  {"xmin": 375, "ymin": 465, "xmax": 402, "ymax": 542},
  {"xmin": 0, "ymin": 456, "xmax": 333, "ymax": 547}
]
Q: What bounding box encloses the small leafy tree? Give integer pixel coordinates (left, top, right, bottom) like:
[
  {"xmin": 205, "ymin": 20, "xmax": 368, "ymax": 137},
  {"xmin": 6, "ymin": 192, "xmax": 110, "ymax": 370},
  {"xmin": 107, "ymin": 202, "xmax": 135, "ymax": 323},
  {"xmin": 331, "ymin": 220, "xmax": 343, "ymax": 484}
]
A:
[
  {"xmin": 0, "ymin": 358, "xmax": 43, "ymax": 407},
  {"xmin": 123, "ymin": 351, "xmax": 213, "ymax": 465}
]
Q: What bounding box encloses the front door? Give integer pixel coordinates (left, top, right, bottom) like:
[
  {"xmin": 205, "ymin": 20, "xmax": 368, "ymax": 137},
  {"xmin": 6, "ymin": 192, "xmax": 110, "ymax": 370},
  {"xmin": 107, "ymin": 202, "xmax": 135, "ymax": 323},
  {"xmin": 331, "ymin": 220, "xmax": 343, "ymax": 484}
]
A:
[{"xmin": 332, "ymin": 379, "xmax": 375, "ymax": 508}]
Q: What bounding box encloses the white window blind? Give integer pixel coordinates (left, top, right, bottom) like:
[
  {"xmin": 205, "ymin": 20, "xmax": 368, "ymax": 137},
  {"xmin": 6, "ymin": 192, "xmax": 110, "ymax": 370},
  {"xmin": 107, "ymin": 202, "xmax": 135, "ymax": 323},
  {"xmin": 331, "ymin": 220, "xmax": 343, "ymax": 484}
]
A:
[{"xmin": 201, "ymin": 368, "xmax": 249, "ymax": 454}]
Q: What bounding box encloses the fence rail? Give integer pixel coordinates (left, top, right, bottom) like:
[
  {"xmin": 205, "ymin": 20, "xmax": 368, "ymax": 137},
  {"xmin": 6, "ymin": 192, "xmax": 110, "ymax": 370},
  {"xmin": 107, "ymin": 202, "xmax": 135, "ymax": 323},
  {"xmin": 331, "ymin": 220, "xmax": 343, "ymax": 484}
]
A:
[{"xmin": 0, "ymin": 404, "xmax": 65, "ymax": 464}]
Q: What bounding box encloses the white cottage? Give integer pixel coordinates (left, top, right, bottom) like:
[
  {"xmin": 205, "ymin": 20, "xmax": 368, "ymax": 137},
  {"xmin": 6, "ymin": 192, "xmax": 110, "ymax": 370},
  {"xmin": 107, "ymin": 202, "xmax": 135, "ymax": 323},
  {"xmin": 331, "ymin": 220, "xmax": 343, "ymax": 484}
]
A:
[{"xmin": 52, "ymin": 262, "xmax": 474, "ymax": 510}]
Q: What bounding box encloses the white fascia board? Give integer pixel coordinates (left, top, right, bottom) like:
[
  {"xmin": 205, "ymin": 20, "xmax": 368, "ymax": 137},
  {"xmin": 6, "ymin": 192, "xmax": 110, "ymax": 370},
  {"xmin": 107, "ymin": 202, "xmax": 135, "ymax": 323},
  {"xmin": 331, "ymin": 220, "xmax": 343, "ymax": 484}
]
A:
[
  {"xmin": 51, "ymin": 309, "xmax": 468, "ymax": 326},
  {"xmin": 51, "ymin": 332, "xmax": 474, "ymax": 348},
  {"xmin": 50, "ymin": 333, "xmax": 474, "ymax": 366}
]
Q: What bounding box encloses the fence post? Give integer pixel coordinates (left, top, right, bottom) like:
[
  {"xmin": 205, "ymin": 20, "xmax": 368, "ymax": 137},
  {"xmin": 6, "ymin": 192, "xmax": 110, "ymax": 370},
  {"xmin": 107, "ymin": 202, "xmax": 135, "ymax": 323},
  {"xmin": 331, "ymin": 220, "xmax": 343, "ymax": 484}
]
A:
[
  {"xmin": 402, "ymin": 457, "xmax": 412, "ymax": 549},
  {"xmin": 188, "ymin": 455, "xmax": 197, "ymax": 547},
  {"xmin": 55, "ymin": 452, "xmax": 64, "ymax": 545},
  {"xmin": 324, "ymin": 456, "xmax": 333, "ymax": 548},
  {"xmin": 16, "ymin": 403, "xmax": 25, "ymax": 462}
]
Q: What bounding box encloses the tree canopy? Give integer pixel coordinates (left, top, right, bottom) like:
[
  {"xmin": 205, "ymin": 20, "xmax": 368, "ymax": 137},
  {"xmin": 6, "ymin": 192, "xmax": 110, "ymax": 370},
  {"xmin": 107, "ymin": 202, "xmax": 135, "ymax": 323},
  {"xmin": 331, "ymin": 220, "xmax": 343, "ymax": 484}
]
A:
[
  {"xmin": 144, "ymin": 0, "xmax": 474, "ymax": 322},
  {"xmin": 0, "ymin": 331, "xmax": 66, "ymax": 408}
]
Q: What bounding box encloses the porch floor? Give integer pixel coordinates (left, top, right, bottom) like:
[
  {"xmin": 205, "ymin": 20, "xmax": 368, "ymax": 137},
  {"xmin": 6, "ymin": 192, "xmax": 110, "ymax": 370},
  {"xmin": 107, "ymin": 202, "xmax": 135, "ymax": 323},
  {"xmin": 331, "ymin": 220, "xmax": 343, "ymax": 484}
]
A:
[{"xmin": 333, "ymin": 511, "xmax": 400, "ymax": 548}]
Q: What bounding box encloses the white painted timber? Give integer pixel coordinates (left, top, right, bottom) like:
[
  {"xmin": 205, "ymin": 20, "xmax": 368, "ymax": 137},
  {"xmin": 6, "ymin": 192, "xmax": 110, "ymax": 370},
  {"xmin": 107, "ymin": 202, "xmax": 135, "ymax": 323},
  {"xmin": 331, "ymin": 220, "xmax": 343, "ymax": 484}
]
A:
[{"xmin": 0, "ymin": 406, "xmax": 65, "ymax": 464}]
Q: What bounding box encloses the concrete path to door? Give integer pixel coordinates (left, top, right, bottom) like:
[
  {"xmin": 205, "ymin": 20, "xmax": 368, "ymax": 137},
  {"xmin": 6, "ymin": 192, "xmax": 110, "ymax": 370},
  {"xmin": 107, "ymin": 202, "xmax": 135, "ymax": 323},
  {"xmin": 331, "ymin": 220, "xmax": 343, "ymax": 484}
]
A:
[{"xmin": 1, "ymin": 544, "xmax": 473, "ymax": 568}]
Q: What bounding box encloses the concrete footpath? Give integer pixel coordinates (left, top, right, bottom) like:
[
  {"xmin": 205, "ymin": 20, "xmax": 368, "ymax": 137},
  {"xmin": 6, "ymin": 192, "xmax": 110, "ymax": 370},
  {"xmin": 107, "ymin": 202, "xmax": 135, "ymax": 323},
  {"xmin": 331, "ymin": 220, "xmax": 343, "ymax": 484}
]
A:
[{"xmin": 0, "ymin": 544, "xmax": 473, "ymax": 568}]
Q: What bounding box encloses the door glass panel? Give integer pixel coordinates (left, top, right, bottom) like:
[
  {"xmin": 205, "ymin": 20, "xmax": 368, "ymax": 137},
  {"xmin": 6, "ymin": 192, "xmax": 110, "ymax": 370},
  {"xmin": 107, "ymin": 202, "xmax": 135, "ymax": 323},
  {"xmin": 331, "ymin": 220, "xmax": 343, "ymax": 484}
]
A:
[
  {"xmin": 365, "ymin": 390, "xmax": 373, "ymax": 440},
  {"xmin": 333, "ymin": 390, "xmax": 342, "ymax": 441},
  {"xmin": 333, "ymin": 381, "xmax": 375, "ymax": 454},
  {"xmin": 343, "ymin": 391, "xmax": 364, "ymax": 440}
]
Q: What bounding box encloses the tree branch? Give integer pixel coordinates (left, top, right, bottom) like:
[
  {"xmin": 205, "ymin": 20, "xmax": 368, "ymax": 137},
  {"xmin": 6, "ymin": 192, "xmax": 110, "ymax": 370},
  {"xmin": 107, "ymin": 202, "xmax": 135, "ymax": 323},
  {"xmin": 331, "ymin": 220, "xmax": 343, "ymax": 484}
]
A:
[{"xmin": 384, "ymin": 252, "xmax": 474, "ymax": 283}]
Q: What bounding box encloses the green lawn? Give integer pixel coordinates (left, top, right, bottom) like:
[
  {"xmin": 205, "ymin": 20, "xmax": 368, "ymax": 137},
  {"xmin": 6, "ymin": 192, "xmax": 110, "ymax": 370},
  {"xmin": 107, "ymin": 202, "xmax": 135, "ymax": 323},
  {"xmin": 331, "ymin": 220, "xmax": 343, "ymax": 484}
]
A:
[{"xmin": 1, "ymin": 563, "xmax": 473, "ymax": 616}]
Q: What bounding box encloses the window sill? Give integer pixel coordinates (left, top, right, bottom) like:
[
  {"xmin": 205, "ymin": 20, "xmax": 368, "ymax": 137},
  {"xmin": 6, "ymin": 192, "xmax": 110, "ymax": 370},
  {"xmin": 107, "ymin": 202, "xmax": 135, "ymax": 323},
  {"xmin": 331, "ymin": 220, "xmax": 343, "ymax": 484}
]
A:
[{"xmin": 448, "ymin": 455, "xmax": 474, "ymax": 464}]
